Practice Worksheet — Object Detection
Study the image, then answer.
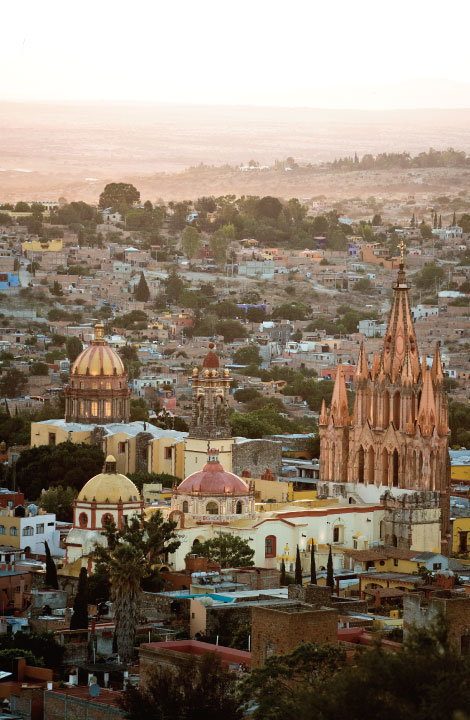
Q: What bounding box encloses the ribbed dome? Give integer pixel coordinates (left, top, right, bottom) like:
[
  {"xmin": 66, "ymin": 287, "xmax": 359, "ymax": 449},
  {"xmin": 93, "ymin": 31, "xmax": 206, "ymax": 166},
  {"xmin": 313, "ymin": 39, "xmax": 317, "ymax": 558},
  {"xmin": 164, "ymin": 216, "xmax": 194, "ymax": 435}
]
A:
[
  {"xmin": 202, "ymin": 342, "xmax": 219, "ymax": 369},
  {"xmin": 178, "ymin": 458, "xmax": 249, "ymax": 495},
  {"xmin": 72, "ymin": 344, "xmax": 125, "ymax": 377},
  {"xmin": 78, "ymin": 471, "xmax": 140, "ymax": 503}
]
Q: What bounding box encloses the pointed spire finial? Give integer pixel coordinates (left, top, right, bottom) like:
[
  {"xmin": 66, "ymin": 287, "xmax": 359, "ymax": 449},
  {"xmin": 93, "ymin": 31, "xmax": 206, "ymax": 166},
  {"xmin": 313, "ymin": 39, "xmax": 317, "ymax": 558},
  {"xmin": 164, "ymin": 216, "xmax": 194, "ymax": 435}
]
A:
[
  {"xmin": 330, "ymin": 363, "xmax": 350, "ymax": 427},
  {"xmin": 431, "ymin": 342, "xmax": 444, "ymax": 384},
  {"xmin": 417, "ymin": 365, "xmax": 437, "ymax": 436},
  {"xmin": 355, "ymin": 342, "xmax": 369, "ymax": 381},
  {"xmin": 319, "ymin": 398, "xmax": 328, "ymax": 426}
]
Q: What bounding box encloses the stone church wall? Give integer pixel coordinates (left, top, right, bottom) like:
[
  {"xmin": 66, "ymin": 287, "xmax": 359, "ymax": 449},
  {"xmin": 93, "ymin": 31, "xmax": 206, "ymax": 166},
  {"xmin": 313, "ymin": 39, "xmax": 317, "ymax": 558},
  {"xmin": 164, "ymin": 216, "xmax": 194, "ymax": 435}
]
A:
[{"xmin": 232, "ymin": 439, "xmax": 282, "ymax": 478}]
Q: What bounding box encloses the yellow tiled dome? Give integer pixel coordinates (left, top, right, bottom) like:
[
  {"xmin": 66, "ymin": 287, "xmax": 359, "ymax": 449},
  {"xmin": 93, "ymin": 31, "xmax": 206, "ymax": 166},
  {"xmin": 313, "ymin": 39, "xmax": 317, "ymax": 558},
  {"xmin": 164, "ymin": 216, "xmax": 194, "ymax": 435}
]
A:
[
  {"xmin": 71, "ymin": 344, "xmax": 125, "ymax": 377},
  {"xmin": 78, "ymin": 471, "xmax": 140, "ymax": 503}
]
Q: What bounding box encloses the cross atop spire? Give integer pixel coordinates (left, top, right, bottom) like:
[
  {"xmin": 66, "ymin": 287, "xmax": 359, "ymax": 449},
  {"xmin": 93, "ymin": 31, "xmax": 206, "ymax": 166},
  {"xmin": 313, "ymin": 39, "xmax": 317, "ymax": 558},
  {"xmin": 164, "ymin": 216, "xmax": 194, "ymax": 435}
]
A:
[{"xmin": 397, "ymin": 239, "xmax": 406, "ymax": 262}]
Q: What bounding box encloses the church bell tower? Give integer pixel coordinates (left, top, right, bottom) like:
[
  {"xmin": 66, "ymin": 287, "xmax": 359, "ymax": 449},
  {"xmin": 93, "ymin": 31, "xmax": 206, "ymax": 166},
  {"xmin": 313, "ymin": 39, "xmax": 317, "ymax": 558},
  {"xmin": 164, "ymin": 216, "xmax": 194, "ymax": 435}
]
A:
[{"xmin": 184, "ymin": 343, "xmax": 235, "ymax": 477}]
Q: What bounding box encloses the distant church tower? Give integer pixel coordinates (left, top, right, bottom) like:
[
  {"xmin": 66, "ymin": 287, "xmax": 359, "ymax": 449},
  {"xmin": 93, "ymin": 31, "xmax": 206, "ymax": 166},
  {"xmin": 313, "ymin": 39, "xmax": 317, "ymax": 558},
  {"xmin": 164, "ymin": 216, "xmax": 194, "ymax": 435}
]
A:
[
  {"xmin": 318, "ymin": 257, "xmax": 451, "ymax": 553},
  {"xmin": 184, "ymin": 343, "xmax": 235, "ymax": 476}
]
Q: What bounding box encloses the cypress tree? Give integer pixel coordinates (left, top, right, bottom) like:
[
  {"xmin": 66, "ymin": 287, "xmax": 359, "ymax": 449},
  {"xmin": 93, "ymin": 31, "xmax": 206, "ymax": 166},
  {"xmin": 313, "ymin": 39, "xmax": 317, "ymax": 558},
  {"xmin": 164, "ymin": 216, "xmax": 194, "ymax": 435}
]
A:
[
  {"xmin": 70, "ymin": 567, "xmax": 89, "ymax": 630},
  {"xmin": 134, "ymin": 272, "xmax": 150, "ymax": 302},
  {"xmin": 326, "ymin": 545, "xmax": 334, "ymax": 590},
  {"xmin": 310, "ymin": 542, "xmax": 317, "ymax": 585},
  {"xmin": 433, "ymin": 212, "xmax": 437, "ymax": 229},
  {"xmin": 452, "ymin": 211, "xmax": 456, "ymax": 226},
  {"xmin": 280, "ymin": 558, "xmax": 286, "ymax": 586},
  {"xmin": 439, "ymin": 214, "xmax": 442, "ymax": 229},
  {"xmin": 295, "ymin": 545, "xmax": 302, "ymax": 585},
  {"xmin": 44, "ymin": 541, "xmax": 59, "ymax": 590}
]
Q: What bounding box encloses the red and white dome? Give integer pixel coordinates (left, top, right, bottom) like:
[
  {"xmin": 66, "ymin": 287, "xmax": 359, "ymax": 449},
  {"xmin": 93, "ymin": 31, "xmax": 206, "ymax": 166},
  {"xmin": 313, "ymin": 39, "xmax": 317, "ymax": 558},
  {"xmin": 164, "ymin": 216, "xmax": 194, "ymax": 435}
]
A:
[{"xmin": 178, "ymin": 449, "xmax": 248, "ymax": 495}]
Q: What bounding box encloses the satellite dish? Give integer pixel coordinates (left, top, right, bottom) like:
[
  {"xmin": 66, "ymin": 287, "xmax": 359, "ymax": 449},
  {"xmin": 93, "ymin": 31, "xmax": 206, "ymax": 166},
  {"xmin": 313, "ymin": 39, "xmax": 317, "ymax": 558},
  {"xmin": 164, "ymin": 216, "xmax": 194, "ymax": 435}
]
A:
[{"xmin": 89, "ymin": 684, "xmax": 101, "ymax": 698}]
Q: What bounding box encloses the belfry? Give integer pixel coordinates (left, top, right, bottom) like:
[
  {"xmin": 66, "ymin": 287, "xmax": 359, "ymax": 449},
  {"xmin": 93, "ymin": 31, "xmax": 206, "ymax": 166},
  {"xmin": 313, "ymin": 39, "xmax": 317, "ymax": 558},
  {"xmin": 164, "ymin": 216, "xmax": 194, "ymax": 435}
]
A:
[
  {"xmin": 183, "ymin": 342, "xmax": 235, "ymax": 477},
  {"xmin": 318, "ymin": 251, "xmax": 451, "ymax": 553}
]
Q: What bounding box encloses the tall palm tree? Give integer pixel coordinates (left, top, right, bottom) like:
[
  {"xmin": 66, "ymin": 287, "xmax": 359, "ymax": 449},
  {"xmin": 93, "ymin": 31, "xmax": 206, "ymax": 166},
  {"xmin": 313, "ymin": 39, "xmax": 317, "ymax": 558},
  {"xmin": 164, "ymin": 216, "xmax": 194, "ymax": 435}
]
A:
[{"xmin": 108, "ymin": 543, "xmax": 146, "ymax": 663}]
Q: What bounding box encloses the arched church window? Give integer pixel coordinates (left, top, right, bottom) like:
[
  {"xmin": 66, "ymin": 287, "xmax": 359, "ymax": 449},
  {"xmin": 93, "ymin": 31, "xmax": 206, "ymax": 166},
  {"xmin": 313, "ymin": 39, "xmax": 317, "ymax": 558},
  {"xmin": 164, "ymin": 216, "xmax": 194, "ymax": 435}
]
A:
[
  {"xmin": 182, "ymin": 501, "xmax": 189, "ymax": 513},
  {"xmin": 206, "ymin": 501, "xmax": 218, "ymax": 515},
  {"xmin": 358, "ymin": 446, "xmax": 365, "ymax": 483},
  {"xmin": 236, "ymin": 501, "xmax": 243, "ymax": 514},
  {"xmin": 382, "ymin": 448, "xmax": 389, "ymax": 486},
  {"xmin": 102, "ymin": 513, "xmax": 114, "ymax": 527},
  {"xmin": 393, "ymin": 391, "xmax": 400, "ymax": 429},
  {"xmin": 383, "ymin": 391, "xmax": 390, "ymax": 428},
  {"xmin": 373, "ymin": 389, "xmax": 378, "ymax": 427},
  {"xmin": 265, "ymin": 535, "xmax": 276, "ymax": 558},
  {"xmin": 368, "ymin": 446, "xmax": 375, "ymax": 485},
  {"xmin": 392, "ymin": 449, "xmax": 399, "ymax": 487},
  {"xmin": 79, "ymin": 513, "xmax": 88, "ymax": 528}
]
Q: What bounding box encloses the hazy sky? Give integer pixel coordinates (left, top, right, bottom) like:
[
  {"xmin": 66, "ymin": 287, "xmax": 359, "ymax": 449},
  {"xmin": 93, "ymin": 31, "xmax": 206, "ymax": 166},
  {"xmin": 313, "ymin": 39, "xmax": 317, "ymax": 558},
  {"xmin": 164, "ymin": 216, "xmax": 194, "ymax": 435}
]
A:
[{"xmin": 2, "ymin": 0, "xmax": 470, "ymax": 108}]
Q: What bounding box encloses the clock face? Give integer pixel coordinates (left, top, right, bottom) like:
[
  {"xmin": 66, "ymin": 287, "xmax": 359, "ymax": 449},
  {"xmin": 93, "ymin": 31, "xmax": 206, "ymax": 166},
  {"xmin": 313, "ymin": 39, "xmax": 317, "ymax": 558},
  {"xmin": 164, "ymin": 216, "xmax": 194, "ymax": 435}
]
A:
[{"xmin": 396, "ymin": 335, "xmax": 404, "ymax": 354}]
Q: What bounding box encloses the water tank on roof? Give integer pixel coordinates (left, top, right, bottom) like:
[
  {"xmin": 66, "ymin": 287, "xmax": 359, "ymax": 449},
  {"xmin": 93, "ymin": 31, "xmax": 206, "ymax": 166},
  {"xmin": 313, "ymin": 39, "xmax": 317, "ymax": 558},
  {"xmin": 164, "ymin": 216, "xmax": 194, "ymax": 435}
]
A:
[{"xmin": 27, "ymin": 504, "xmax": 38, "ymax": 516}]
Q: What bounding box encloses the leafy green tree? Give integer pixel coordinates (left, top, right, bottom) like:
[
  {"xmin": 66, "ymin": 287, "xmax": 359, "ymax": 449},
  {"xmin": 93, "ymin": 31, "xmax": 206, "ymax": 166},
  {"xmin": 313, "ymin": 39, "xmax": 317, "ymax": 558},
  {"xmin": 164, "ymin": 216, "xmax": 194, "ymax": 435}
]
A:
[
  {"xmin": 134, "ymin": 272, "xmax": 150, "ymax": 302},
  {"xmin": 29, "ymin": 362, "xmax": 49, "ymax": 376},
  {"xmin": 39, "ymin": 485, "xmax": 76, "ymax": 522},
  {"xmin": 50, "ymin": 280, "xmax": 63, "ymax": 297},
  {"xmin": 230, "ymin": 407, "xmax": 298, "ymax": 438},
  {"xmin": 93, "ymin": 513, "xmax": 180, "ymax": 660},
  {"xmin": 215, "ymin": 320, "xmax": 247, "ymax": 343},
  {"xmin": 70, "ymin": 568, "xmax": 89, "ymax": 630},
  {"xmin": 246, "ymin": 306, "xmax": 266, "ymax": 322},
  {"xmin": 44, "ymin": 541, "xmax": 59, "ymax": 590},
  {"xmin": 0, "ymin": 631, "xmax": 64, "ymax": 669},
  {"xmin": 420, "ymin": 221, "xmax": 433, "ymax": 239},
  {"xmin": 257, "ymin": 196, "xmax": 283, "ymax": 220},
  {"xmin": 120, "ymin": 345, "xmax": 141, "ymax": 381},
  {"xmin": 189, "ymin": 535, "xmax": 254, "ymax": 568},
  {"xmin": 280, "ymin": 558, "xmax": 286, "ymax": 585},
  {"xmin": 304, "ymin": 616, "xmax": 470, "ymax": 720},
  {"xmin": 0, "ymin": 649, "xmax": 43, "ymax": 671},
  {"xmin": 127, "ymin": 471, "xmax": 181, "ymax": 491},
  {"xmin": 164, "ymin": 266, "xmax": 185, "ymax": 304},
  {"xmin": 355, "ymin": 277, "xmax": 371, "ymax": 292},
  {"xmin": 66, "ymin": 336, "xmax": 83, "ymax": 363},
  {"xmin": 99, "ymin": 183, "xmax": 140, "ymax": 209},
  {"xmin": 415, "ymin": 263, "xmax": 445, "ymax": 290},
  {"xmin": 234, "ymin": 388, "xmax": 261, "ymax": 403},
  {"xmin": 240, "ymin": 642, "xmax": 346, "ymax": 720},
  {"xmin": 182, "ymin": 226, "xmax": 202, "ymax": 259},
  {"xmin": 15, "ymin": 441, "xmax": 105, "ymax": 499},
  {"xmin": 271, "ymin": 303, "xmax": 309, "ymax": 321},
  {"xmin": 0, "ymin": 368, "xmax": 27, "ymax": 398},
  {"xmin": 213, "ymin": 301, "xmax": 240, "ymax": 319},
  {"xmin": 119, "ymin": 652, "xmax": 243, "ymax": 720},
  {"xmin": 210, "ymin": 224, "xmax": 235, "ymax": 265},
  {"xmin": 372, "ymin": 213, "xmax": 382, "ymax": 226},
  {"xmin": 233, "ymin": 346, "xmax": 262, "ymax": 365},
  {"xmin": 326, "ymin": 545, "xmax": 334, "ymax": 589},
  {"xmin": 458, "ymin": 213, "xmax": 470, "ymax": 233},
  {"xmin": 14, "ymin": 201, "xmax": 31, "ymax": 212}
]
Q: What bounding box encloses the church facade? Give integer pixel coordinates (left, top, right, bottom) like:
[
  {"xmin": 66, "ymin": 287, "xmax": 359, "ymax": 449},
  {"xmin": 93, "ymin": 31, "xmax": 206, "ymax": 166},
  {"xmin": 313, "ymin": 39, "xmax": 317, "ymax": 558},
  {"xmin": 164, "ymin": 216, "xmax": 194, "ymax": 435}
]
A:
[{"xmin": 318, "ymin": 261, "xmax": 451, "ymax": 553}]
